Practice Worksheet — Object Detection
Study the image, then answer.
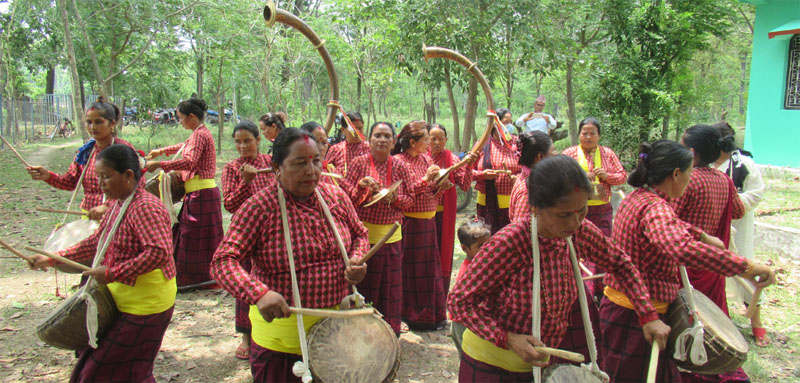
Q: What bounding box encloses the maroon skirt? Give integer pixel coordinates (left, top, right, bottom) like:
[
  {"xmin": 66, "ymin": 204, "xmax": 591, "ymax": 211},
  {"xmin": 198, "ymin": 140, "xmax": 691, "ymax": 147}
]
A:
[
  {"xmin": 357, "ymin": 240, "xmax": 403, "ymax": 335},
  {"xmin": 173, "ymin": 187, "xmax": 223, "ymax": 287},
  {"xmin": 402, "ymin": 216, "xmax": 446, "ymax": 330},
  {"xmin": 250, "ymin": 342, "xmax": 302, "ymax": 383},
  {"xmin": 70, "ymin": 306, "xmax": 174, "ymax": 383},
  {"xmin": 476, "ymin": 204, "xmax": 510, "ymax": 235},
  {"xmin": 599, "ymin": 298, "xmax": 681, "ymax": 383},
  {"xmin": 435, "ymin": 211, "xmax": 454, "ymax": 293}
]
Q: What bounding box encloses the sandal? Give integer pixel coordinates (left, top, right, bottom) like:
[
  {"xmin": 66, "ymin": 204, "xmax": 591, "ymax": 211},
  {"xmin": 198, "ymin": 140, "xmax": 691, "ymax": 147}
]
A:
[
  {"xmin": 235, "ymin": 345, "xmax": 250, "ymax": 360},
  {"xmin": 752, "ymin": 327, "xmax": 770, "ymax": 347}
]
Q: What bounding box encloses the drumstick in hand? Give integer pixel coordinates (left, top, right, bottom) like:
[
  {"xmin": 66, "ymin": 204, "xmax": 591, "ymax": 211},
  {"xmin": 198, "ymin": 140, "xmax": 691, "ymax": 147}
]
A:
[
  {"xmin": 0, "ymin": 238, "xmax": 34, "ymax": 265},
  {"xmin": 647, "ymin": 341, "xmax": 659, "ymax": 383},
  {"xmin": 24, "ymin": 246, "xmax": 91, "ymax": 272},
  {"xmin": 745, "ymin": 286, "xmax": 763, "ymax": 319},
  {"xmin": 289, "ymin": 307, "xmax": 374, "ymax": 318},
  {"xmin": 582, "ymin": 273, "xmax": 605, "ymax": 281},
  {"xmin": 35, "ymin": 207, "xmax": 88, "ymax": 216},
  {"xmin": 0, "ymin": 135, "xmax": 32, "ymax": 167},
  {"xmin": 355, "ymin": 222, "xmax": 401, "ymax": 266},
  {"xmin": 533, "ymin": 346, "xmax": 585, "ymax": 363}
]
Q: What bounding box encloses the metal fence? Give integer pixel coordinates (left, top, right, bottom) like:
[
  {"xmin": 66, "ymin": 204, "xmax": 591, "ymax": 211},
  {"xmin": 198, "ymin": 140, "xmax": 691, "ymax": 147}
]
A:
[{"xmin": 0, "ymin": 94, "xmax": 93, "ymax": 148}]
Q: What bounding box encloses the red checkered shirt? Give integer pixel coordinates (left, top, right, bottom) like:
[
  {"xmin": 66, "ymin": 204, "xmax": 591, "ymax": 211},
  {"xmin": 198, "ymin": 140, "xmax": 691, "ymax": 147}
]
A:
[
  {"xmin": 431, "ymin": 150, "xmax": 473, "ymax": 205},
  {"xmin": 210, "ymin": 182, "xmax": 370, "ymax": 306},
  {"xmin": 221, "ymin": 154, "xmax": 275, "ymax": 213},
  {"xmin": 562, "ymin": 145, "xmax": 627, "ymax": 203},
  {"xmin": 159, "ymin": 124, "xmax": 217, "ymax": 181},
  {"xmin": 448, "ymin": 217, "xmax": 655, "ymax": 348},
  {"xmin": 509, "ymin": 174, "xmax": 529, "ymax": 222},
  {"xmin": 472, "ymin": 136, "xmax": 521, "ymax": 196},
  {"xmin": 671, "ymin": 166, "xmax": 745, "ymax": 234},
  {"xmin": 342, "ymin": 153, "xmax": 414, "ymax": 224},
  {"xmin": 393, "ymin": 152, "xmax": 441, "ymax": 213},
  {"xmin": 608, "ymin": 187, "xmax": 748, "ymax": 304},
  {"xmin": 45, "ymin": 138, "xmax": 137, "ymax": 211},
  {"xmin": 57, "ymin": 189, "xmax": 176, "ymax": 285},
  {"xmin": 325, "ymin": 140, "xmax": 370, "ymax": 176}
]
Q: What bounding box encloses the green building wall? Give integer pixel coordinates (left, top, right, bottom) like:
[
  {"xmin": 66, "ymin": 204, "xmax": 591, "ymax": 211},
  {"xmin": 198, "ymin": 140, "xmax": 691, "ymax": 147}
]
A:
[{"xmin": 744, "ymin": 0, "xmax": 800, "ymax": 167}]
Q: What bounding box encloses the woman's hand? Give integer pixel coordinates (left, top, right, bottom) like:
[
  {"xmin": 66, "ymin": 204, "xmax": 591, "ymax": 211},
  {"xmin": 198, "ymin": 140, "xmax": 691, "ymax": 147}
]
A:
[
  {"xmin": 463, "ymin": 153, "xmax": 478, "ymax": 165},
  {"xmin": 87, "ymin": 205, "xmax": 108, "ymax": 221},
  {"xmin": 742, "ymin": 263, "xmax": 776, "ymax": 289},
  {"xmin": 480, "ymin": 170, "xmax": 498, "ymax": 180},
  {"xmin": 382, "ymin": 189, "xmax": 397, "ymax": 205},
  {"xmin": 256, "ymin": 291, "xmax": 291, "ymax": 322},
  {"xmin": 592, "ymin": 168, "xmax": 608, "ymax": 182},
  {"xmin": 700, "ymin": 233, "xmax": 725, "ymax": 249},
  {"xmin": 29, "ymin": 254, "xmax": 52, "ymax": 271},
  {"xmin": 27, "ymin": 166, "xmax": 51, "ymax": 181},
  {"xmin": 240, "ymin": 164, "xmax": 258, "ymax": 184},
  {"xmin": 424, "ymin": 165, "xmax": 441, "ymax": 183},
  {"xmin": 642, "ymin": 319, "xmax": 671, "ymax": 351},
  {"xmin": 82, "ymin": 266, "xmax": 110, "ymax": 284},
  {"xmin": 506, "ymin": 332, "xmax": 549, "ymax": 367},
  {"xmin": 146, "ymin": 149, "xmax": 162, "ymax": 159},
  {"xmin": 345, "ymin": 256, "xmax": 367, "ymax": 285},
  {"xmin": 144, "ymin": 161, "xmax": 162, "ymax": 173},
  {"xmin": 358, "ymin": 176, "xmax": 379, "ymax": 192}
]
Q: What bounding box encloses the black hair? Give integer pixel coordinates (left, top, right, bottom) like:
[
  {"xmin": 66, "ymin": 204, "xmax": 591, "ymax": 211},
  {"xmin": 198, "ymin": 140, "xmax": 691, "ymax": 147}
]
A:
[
  {"xmin": 88, "ymin": 97, "xmax": 119, "ymax": 123},
  {"xmin": 495, "ymin": 108, "xmax": 512, "ymax": 121},
  {"xmin": 527, "ymin": 155, "xmax": 591, "ymax": 208},
  {"xmin": 97, "ymin": 144, "xmax": 142, "ymax": 181},
  {"xmin": 430, "ymin": 124, "xmax": 447, "ymax": 137},
  {"xmin": 260, "ymin": 112, "xmax": 287, "ymax": 132},
  {"xmin": 518, "ymin": 131, "xmax": 553, "ymax": 167},
  {"xmin": 300, "ymin": 121, "xmax": 324, "ymax": 135},
  {"xmin": 712, "ymin": 122, "xmax": 738, "ymax": 154},
  {"xmin": 579, "ymin": 117, "xmax": 601, "ymax": 136},
  {"xmin": 391, "ymin": 120, "xmax": 430, "ymax": 155},
  {"xmin": 628, "ymin": 140, "xmax": 693, "ymax": 187},
  {"xmin": 177, "ymin": 98, "xmax": 208, "ymax": 120},
  {"xmin": 272, "ymin": 127, "xmax": 315, "ymax": 167},
  {"xmin": 232, "ymin": 120, "xmax": 260, "ymax": 139},
  {"xmin": 457, "ymin": 217, "xmax": 491, "ymax": 248},
  {"xmin": 340, "ymin": 111, "xmax": 364, "ymax": 129},
  {"xmin": 369, "ymin": 121, "xmax": 396, "ymax": 138},
  {"xmin": 683, "ymin": 124, "xmax": 734, "ymax": 165}
]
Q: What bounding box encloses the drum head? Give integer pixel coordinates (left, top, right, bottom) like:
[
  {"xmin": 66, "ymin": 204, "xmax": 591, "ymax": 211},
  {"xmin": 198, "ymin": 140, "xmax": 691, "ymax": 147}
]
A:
[
  {"xmin": 44, "ymin": 220, "xmax": 98, "ymax": 273},
  {"xmin": 543, "ymin": 364, "xmax": 604, "ymax": 383},
  {"xmin": 307, "ymin": 314, "xmax": 400, "ymax": 383}
]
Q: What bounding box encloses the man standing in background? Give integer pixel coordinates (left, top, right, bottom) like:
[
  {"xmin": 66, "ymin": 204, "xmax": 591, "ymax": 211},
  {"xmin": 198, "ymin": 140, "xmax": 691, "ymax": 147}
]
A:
[{"xmin": 515, "ymin": 95, "xmax": 557, "ymax": 134}]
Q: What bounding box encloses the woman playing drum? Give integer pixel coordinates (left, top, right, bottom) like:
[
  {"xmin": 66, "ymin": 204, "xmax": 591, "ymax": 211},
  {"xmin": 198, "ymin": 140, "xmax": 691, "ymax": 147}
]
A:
[
  {"xmin": 325, "ymin": 111, "xmax": 369, "ymax": 177},
  {"xmin": 392, "ymin": 120, "xmax": 448, "ymax": 331},
  {"xmin": 342, "ymin": 121, "xmax": 414, "ymax": 335},
  {"xmin": 27, "ymin": 99, "xmax": 139, "ymax": 220},
  {"xmin": 600, "ymin": 140, "xmax": 775, "ymax": 383},
  {"xmin": 429, "ymin": 124, "xmax": 476, "ymax": 292},
  {"xmin": 448, "ymin": 155, "xmax": 667, "ymax": 382},
  {"xmin": 146, "ymin": 98, "xmax": 223, "ymax": 287},
  {"xmin": 221, "ymin": 120, "xmax": 275, "ymax": 360},
  {"xmin": 30, "ymin": 144, "xmax": 176, "ymax": 382},
  {"xmin": 210, "ymin": 128, "xmax": 368, "ymax": 382},
  {"xmin": 472, "ymin": 123, "xmax": 521, "ymax": 234},
  {"xmin": 508, "ymin": 131, "xmax": 555, "ymax": 223},
  {"xmin": 301, "ymin": 121, "xmax": 340, "ymax": 186}
]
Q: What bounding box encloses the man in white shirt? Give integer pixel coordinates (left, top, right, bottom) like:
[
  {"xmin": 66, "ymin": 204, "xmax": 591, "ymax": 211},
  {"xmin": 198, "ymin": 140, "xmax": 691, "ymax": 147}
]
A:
[{"xmin": 515, "ymin": 95, "xmax": 557, "ymax": 134}]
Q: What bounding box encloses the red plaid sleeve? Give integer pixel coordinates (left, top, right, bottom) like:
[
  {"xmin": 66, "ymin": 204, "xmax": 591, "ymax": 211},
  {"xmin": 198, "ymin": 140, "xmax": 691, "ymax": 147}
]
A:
[
  {"xmin": 160, "ymin": 142, "xmax": 184, "ymax": 157},
  {"xmin": 160, "ymin": 125, "xmax": 217, "ymax": 179},
  {"xmin": 472, "ymin": 137, "xmax": 521, "ymax": 195},
  {"xmin": 509, "ymin": 178, "xmax": 528, "ymax": 222},
  {"xmin": 600, "ymin": 146, "xmax": 626, "ymax": 186},
  {"xmin": 45, "ymin": 161, "xmax": 82, "ymax": 192},
  {"xmin": 221, "ymin": 159, "xmax": 254, "ymax": 213}
]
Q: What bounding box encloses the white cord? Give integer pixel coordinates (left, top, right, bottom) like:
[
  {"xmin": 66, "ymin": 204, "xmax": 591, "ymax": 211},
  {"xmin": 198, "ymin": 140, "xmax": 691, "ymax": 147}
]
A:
[
  {"xmin": 530, "ymin": 214, "xmax": 542, "ymax": 383},
  {"xmin": 673, "ymin": 266, "xmax": 707, "ymax": 365},
  {"xmin": 314, "ymin": 189, "xmax": 361, "ymax": 305}
]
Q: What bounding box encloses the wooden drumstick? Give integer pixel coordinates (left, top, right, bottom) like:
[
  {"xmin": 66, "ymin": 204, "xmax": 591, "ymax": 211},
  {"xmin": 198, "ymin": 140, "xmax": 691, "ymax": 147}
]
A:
[
  {"xmin": 0, "ymin": 238, "xmax": 34, "ymax": 264},
  {"xmin": 321, "ymin": 172, "xmax": 343, "ymax": 179},
  {"xmin": 256, "ymin": 168, "xmax": 274, "ymax": 173},
  {"xmin": 23, "ymin": 246, "xmax": 91, "ymax": 272},
  {"xmin": 647, "ymin": 341, "xmax": 660, "ymax": 383},
  {"xmin": 355, "ymin": 222, "xmax": 401, "ymax": 266},
  {"xmin": 533, "ymin": 346, "xmax": 585, "ymax": 363},
  {"xmin": 582, "ymin": 273, "xmax": 606, "ymax": 281},
  {"xmin": 0, "ymin": 135, "xmax": 32, "ymax": 167},
  {"xmin": 579, "ymin": 261, "xmax": 593, "ymax": 276},
  {"xmin": 289, "ymin": 307, "xmax": 373, "ymax": 318},
  {"xmin": 35, "ymin": 207, "xmax": 88, "ymax": 216},
  {"xmin": 745, "ymin": 286, "xmax": 763, "ymax": 319}
]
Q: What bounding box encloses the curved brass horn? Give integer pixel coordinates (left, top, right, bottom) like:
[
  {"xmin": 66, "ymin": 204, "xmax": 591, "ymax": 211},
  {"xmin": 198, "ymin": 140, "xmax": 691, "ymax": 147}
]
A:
[
  {"xmin": 422, "ymin": 45, "xmax": 497, "ymax": 184},
  {"xmin": 263, "ymin": 1, "xmax": 339, "ymax": 134}
]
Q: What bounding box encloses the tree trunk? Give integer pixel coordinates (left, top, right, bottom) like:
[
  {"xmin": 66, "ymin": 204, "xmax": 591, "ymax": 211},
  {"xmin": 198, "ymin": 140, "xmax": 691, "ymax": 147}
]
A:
[
  {"xmin": 462, "ymin": 76, "xmax": 478, "ymax": 151},
  {"xmin": 197, "ymin": 55, "xmax": 204, "ymax": 99},
  {"xmin": 69, "ymin": 0, "xmax": 108, "ymax": 99},
  {"xmin": 356, "ymin": 70, "xmax": 362, "ymax": 113},
  {"xmin": 661, "ymin": 111, "xmax": 670, "ymax": 140},
  {"xmin": 58, "ymin": 0, "xmax": 86, "ymax": 140},
  {"xmin": 430, "ymin": 91, "xmax": 436, "ymax": 124},
  {"xmin": 45, "ymin": 67, "xmax": 55, "ymax": 95},
  {"xmin": 117, "ymin": 97, "xmax": 126, "ymax": 136},
  {"xmin": 444, "ymin": 65, "xmax": 461, "ymax": 152},
  {"xmin": 565, "ymin": 61, "xmax": 578, "ymax": 145},
  {"xmin": 739, "ymin": 51, "xmax": 748, "ymax": 116}
]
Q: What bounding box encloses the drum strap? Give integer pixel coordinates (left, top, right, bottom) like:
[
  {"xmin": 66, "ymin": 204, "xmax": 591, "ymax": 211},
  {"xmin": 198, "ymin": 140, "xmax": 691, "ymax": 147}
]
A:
[
  {"xmin": 566, "ymin": 237, "xmax": 610, "ymax": 383},
  {"xmin": 673, "ymin": 266, "xmax": 708, "ymax": 365},
  {"xmin": 315, "ymin": 188, "xmax": 363, "ymax": 306},
  {"xmin": 530, "ymin": 215, "xmax": 542, "ymax": 383}
]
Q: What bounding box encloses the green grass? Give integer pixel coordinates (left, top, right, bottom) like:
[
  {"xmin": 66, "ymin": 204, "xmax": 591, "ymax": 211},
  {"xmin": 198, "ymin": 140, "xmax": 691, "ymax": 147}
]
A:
[{"xmin": 755, "ymin": 168, "xmax": 800, "ymax": 230}]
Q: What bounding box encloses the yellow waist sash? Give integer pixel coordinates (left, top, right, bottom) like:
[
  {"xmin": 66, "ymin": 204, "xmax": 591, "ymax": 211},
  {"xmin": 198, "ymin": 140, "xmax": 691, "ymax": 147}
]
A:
[
  {"xmin": 184, "ymin": 175, "xmax": 217, "ymax": 194},
  {"xmin": 107, "ymin": 269, "xmax": 177, "ymax": 315},
  {"xmin": 588, "ymin": 198, "xmax": 609, "ymax": 207},
  {"xmin": 604, "ymin": 286, "xmax": 669, "ymax": 314},
  {"xmin": 404, "ymin": 211, "xmax": 436, "ymax": 220},
  {"xmin": 477, "ymin": 192, "xmax": 511, "ymax": 209},
  {"xmin": 436, "ymin": 205, "xmax": 444, "ymax": 212},
  {"xmin": 363, "ymin": 222, "xmax": 403, "ymax": 244},
  {"xmin": 462, "ymin": 329, "xmax": 532, "ymax": 373},
  {"xmin": 249, "ymin": 305, "xmax": 334, "ymax": 355}
]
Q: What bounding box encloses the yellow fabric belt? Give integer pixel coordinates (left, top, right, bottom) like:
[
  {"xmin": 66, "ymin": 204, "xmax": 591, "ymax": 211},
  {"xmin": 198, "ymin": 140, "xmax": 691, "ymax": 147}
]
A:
[
  {"xmin": 436, "ymin": 205, "xmax": 444, "ymax": 213},
  {"xmin": 604, "ymin": 286, "xmax": 669, "ymax": 314},
  {"xmin": 404, "ymin": 211, "xmax": 436, "ymax": 220},
  {"xmin": 249, "ymin": 305, "xmax": 333, "ymax": 355},
  {"xmin": 363, "ymin": 222, "xmax": 403, "ymax": 244},
  {"xmin": 476, "ymin": 192, "xmax": 510, "ymax": 209},
  {"xmin": 588, "ymin": 199, "xmax": 608, "ymax": 207},
  {"xmin": 184, "ymin": 175, "xmax": 217, "ymax": 194},
  {"xmin": 462, "ymin": 329, "xmax": 534, "ymax": 373},
  {"xmin": 107, "ymin": 269, "xmax": 177, "ymax": 315}
]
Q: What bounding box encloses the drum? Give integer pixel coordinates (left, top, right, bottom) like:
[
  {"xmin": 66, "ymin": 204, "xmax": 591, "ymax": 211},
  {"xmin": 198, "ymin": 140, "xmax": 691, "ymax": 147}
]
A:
[
  {"xmin": 36, "ymin": 282, "xmax": 119, "ymax": 350},
  {"xmin": 144, "ymin": 171, "xmax": 185, "ymax": 203},
  {"xmin": 44, "ymin": 220, "xmax": 99, "ymax": 273},
  {"xmin": 666, "ymin": 288, "xmax": 748, "ymax": 374},
  {"xmin": 543, "ymin": 364, "xmax": 604, "ymax": 383},
  {"xmin": 306, "ymin": 314, "xmax": 400, "ymax": 382}
]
